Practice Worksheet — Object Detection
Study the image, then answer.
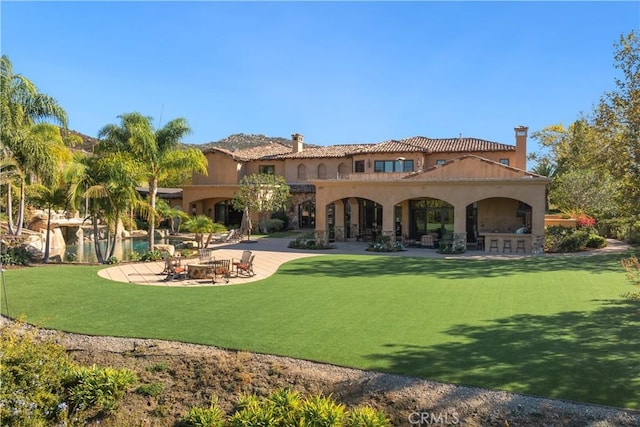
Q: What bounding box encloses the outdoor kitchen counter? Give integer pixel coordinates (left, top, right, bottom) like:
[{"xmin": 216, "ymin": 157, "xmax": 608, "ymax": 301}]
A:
[{"xmin": 478, "ymin": 232, "xmax": 532, "ymax": 254}]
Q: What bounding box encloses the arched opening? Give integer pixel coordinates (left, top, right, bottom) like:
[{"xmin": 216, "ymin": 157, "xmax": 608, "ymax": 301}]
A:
[
  {"xmin": 214, "ymin": 200, "xmax": 243, "ymax": 227},
  {"xmin": 298, "ymin": 200, "xmax": 315, "ymax": 229},
  {"xmin": 409, "ymin": 199, "xmax": 454, "ymax": 240}
]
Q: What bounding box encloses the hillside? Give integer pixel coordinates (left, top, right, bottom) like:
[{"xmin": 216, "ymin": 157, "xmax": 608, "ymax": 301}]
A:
[{"xmin": 64, "ymin": 130, "xmax": 303, "ymax": 153}]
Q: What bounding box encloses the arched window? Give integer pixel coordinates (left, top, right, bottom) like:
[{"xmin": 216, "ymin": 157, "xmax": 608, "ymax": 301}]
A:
[
  {"xmin": 338, "ymin": 162, "xmax": 349, "ymax": 177},
  {"xmin": 297, "ymin": 163, "xmax": 306, "ymax": 180},
  {"xmin": 318, "ymin": 163, "xmax": 327, "ymax": 179}
]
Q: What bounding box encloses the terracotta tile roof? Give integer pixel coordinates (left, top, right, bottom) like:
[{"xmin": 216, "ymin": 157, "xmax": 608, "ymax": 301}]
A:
[
  {"xmin": 359, "ymin": 136, "xmax": 514, "ymax": 154},
  {"xmin": 268, "ymin": 144, "xmax": 375, "ymax": 160},
  {"xmin": 203, "ymin": 143, "xmax": 293, "ymax": 161},
  {"xmin": 204, "ymin": 136, "xmax": 513, "ymax": 161}
]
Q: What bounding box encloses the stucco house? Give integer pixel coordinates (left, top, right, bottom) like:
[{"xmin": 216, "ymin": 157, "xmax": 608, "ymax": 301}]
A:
[{"xmin": 182, "ymin": 126, "xmax": 550, "ymax": 253}]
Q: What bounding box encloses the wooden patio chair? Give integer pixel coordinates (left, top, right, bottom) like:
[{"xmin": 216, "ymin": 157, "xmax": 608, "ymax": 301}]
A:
[
  {"xmin": 212, "ymin": 259, "xmax": 231, "ymax": 284},
  {"xmin": 232, "ymin": 250, "xmax": 252, "ymax": 275},
  {"xmin": 235, "ymin": 254, "xmax": 255, "ymax": 277},
  {"xmin": 164, "ymin": 256, "xmax": 187, "ymax": 281},
  {"xmin": 198, "ymin": 248, "xmax": 214, "ymax": 263}
]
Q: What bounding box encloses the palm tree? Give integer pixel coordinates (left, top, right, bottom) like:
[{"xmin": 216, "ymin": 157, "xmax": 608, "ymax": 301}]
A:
[
  {"xmin": 97, "ymin": 112, "xmax": 207, "ymax": 250},
  {"xmin": 67, "ymin": 153, "xmax": 143, "ymax": 263},
  {"xmin": 531, "ymin": 158, "xmax": 558, "ymax": 212},
  {"xmin": 155, "ymin": 198, "xmax": 189, "ymax": 235},
  {"xmin": 28, "ymin": 180, "xmax": 69, "ymax": 263},
  {"xmin": 182, "ymin": 215, "xmax": 219, "ymax": 249},
  {"xmin": 1, "ymin": 55, "xmax": 69, "ymax": 235}
]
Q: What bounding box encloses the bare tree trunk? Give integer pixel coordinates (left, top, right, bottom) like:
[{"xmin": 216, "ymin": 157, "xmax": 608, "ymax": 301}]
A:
[
  {"xmin": 92, "ymin": 213, "xmax": 104, "ymax": 264},
  {"xmin": 107, "ymin": 213, "xmax": 119, "ymax": 260},
  {"xmin": 15, "ymin": 181, "xmax": 26, "ymax": 236},
  {"xmin": 6, "ymin": 184, "xmax": 15, "ymax": 235},
  {"xmin": 148, "ymin": 178, "xmax": 158, "ymax": 251},
  {"xmin": 43, "ymin": 205, "xmax": 52, "ymax": 263}
]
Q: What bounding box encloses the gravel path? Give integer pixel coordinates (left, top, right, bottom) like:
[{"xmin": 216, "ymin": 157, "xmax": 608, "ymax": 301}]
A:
[{"xmin": 3, "ymin": 317, "xmax": 639, "ymax": 426}]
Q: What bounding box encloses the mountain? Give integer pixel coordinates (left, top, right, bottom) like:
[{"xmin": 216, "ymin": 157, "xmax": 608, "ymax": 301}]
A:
[{"xmin": 62, "ymin": 130, "xmax": 307, "ymax": 153}]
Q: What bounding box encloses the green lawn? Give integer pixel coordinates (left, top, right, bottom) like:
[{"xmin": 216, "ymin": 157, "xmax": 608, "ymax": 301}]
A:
[{"xmin": 3, "ymin": 252, "xmax": 639, "ymax": 409}]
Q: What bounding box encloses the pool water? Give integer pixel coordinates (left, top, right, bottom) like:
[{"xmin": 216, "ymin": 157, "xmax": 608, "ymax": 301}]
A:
[{"xmin": 64, "ymin": 237, "xmax": 181, "ymax": 263}]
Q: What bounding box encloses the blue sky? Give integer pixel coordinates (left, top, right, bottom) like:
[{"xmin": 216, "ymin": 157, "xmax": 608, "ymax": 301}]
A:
[{"xmin": 2, "ymin": 1, "xmax": 638, "ymax": 159}]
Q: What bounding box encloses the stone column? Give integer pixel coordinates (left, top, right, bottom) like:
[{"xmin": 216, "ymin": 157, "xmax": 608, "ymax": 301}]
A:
[
  {"xmin": 453, "ymin": 232, "xmax": 467, "ymax": 253},
  {"xmin": 334, "ymin": 201, "xmax": 345, "ymax": 241}
]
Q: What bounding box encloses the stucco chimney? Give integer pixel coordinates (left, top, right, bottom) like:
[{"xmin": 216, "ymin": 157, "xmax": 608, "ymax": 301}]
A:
[
  {"xmin": 292, "ymin": 133, "xmax": 304, "ymax": 153},
  {"xmin": 514, "ymin": 126, "xmax": 528, "ymax": 170}
]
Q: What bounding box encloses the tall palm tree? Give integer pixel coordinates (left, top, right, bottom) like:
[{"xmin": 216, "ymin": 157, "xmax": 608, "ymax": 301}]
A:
[
  {"xmin": 1, "ymin": 55, "xmax": 69, "ymax": 235},
  {"xmin": 28, "ymin": 181, "xmax": 69, "ymax": 263},
  {"xmin": 97, "ymin": 112, "xmax": 207, "ymax": 250}
]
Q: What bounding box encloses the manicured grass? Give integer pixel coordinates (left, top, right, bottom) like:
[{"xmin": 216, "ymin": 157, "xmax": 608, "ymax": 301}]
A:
[{"xmin": 3, "ymin": 252, "xmax": 639, "ymax": 409}]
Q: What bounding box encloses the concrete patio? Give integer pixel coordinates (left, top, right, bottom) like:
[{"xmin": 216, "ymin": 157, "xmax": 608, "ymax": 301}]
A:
[{"xmin": 97, "ymin": 237, "xmax": 632, "ymax": 287}]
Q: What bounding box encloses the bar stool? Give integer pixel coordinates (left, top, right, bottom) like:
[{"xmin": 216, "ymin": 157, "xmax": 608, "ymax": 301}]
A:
[
  {"xmin": 502, "ymin": 240, "xmax": 512, "ymax": 253},
  {"xmin": 516, "ymin": 239, "xmax": 526, "ymax": 253},
  {"xmin": 489, "ymin": 239, "xmax": 499, "ymax": 252}
]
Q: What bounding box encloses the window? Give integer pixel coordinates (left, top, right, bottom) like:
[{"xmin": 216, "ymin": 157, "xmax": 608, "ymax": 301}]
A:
[
  {"xmin": 259, "ymin": 165, "xmax": 275, "ymax": 175},
  {"xmin": 373, "ymin": 159, "xmax": 414, "ymax": 172},
  {"xmin": 317, "ymin": 163, "xmax": 327, "ymax": 179},
  {"xmin": 499, "ymin": 159, "xmax": 510, "ymax": 166},
  {"xmin": 354, "ymin": 160, "xmax": 365, "ymax": 173},
  {"xmin": 338, "ymin": 162, "xmax": 349, "ymax": 177},
  {"xmin": 297, "ymin": 164, "xmax": 306, "ymax": 180},
  {"xmin": 435, "ymin": 159, "xmax": 446, "ymax": 165}
]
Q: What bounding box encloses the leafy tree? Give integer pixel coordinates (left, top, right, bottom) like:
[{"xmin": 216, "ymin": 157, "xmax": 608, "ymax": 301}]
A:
[
  {"xmin": 232, "ymin": 173, "xmax": 291, "ymax": 239},
  {"xmin": 550, "ymin": 169, "xmax": 617, "ymax": 218},
  {"xmin": 97, "ymin": 112, "xmax": 207, "ymax": 250},
  {"xmin": 593, "ymin": 30, "xmax": 640, "ymax": 223},
  {"xmin": 28, "ymin": 180, "xmax": 69, "ymax": 263},
  {"xmin": 0, "ymin": 55, "xmax": 68, "ymax": 236}
]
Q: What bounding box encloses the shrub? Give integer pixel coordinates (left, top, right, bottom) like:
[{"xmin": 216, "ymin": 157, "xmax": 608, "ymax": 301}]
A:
[
  {"xmin": 141, "ymin": 249, "xmax": 164, "ymax": 262},
  {"xmin": 289, "ymin": 233, "xmax": 336, "ymax": 250},
  {"xmin": 180, "ymin": 396, "xmax": 225, "ymax": 427},
  {"xmin": 270, "ymin": 209, "xmax": 290, "ymax": 230},
  {"xmin": 63, "ymin": 365, "xmax": 136, "ymax": 413},
  {"xmin": 0, "ymin": 245, "xmax": 33, "ymax": 265},
  {"xmin": 347, "ymin": 406, "xmax": 391, "ymax": 427},
  {"xmin": 0, "ymin": 321, "xmax": 135, "ymax": 425},
  {"xmin": 585, "ymin": 234, "xmax": 607, "ymax": 248},
  {"xmin": 621, "ymin": 255, "xmax": 640, "ymax": 286},
  {"xmin": 436, "ymin": 239, "xmax": 465, "ymax": 254},
  {"xmin": 0, "ymin": 322, "xmax": 71, "ymax": 425},
  {"xmin": 545, "ymin": 226, "xmax": 606, "ymax": 253},
  {"xmin": 105, "ymin": 256, "xmax": 119, "ymax": 265},
  {"xmin": 366, "ymin": 235, "xmax": 405, "ymax": 253},
  {"xmin": 136, "ymin": 382, "xmax": 164, "ymax": 397},
  {"xmin": 301, "ymin": 394, "xmax": 345, "ymax": 427},
  {"xmin": 266, "ymin": 218, "xmax": 284, "ymax": 233}
]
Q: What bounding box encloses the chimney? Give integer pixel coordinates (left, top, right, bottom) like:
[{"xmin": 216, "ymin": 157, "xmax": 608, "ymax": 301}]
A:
[
  {"xmin": 514, "ymin": 126, "xmax": 528, "ymax": 170},
  {"xmin": 292, "ymin": 133, "xmax": 304, "ymax": 153}
]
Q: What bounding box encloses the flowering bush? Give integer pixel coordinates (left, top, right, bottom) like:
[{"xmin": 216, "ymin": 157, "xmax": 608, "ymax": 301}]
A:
[{"xmin": 576, "ymin": 213, "xmax": 596, "ymax": 229}]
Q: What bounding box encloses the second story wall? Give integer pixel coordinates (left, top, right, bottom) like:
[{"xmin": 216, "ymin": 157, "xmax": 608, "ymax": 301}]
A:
[{"xmin": 192, "ymin": 151, "xmax": 243, "ymax": 185}]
